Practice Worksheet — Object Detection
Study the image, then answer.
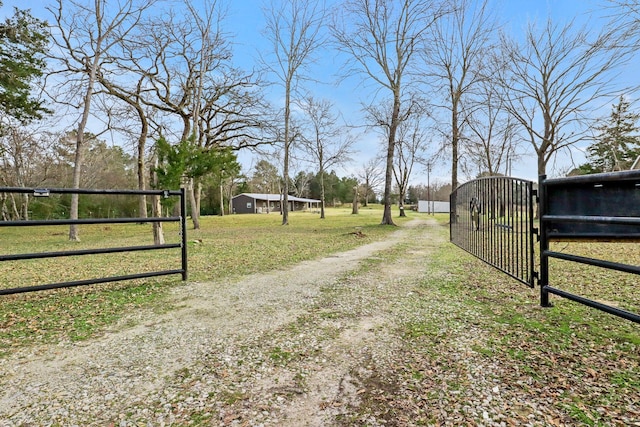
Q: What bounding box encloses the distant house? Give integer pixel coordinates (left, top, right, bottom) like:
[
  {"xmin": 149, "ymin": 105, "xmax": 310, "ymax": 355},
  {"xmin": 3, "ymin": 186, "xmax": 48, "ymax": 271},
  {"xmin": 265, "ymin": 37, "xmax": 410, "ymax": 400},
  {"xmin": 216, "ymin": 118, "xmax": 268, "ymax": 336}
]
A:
[{"xmin": 231, "ymin": 193, "xmax": 321, "ymax": 214}]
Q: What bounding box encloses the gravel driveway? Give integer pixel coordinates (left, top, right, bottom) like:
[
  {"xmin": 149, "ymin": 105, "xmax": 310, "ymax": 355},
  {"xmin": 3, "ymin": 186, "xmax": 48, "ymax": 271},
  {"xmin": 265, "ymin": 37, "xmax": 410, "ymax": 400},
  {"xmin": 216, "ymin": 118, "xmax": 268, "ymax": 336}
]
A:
[
  {"xmin": 1, "ymin": 219, "xmax": 438, "ymax": 426},
  {"xmin": 3, "ymin": 218, "xmax": 635, "ymax": 426}
]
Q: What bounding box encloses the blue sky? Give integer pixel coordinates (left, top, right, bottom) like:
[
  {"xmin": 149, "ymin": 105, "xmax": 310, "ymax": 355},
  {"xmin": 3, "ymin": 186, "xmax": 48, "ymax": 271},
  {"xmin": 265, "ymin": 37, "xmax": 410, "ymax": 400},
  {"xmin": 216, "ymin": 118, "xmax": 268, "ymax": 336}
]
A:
[{"xmin": 1, "ymin": 0, "xmax": 635, "ymax": 187}]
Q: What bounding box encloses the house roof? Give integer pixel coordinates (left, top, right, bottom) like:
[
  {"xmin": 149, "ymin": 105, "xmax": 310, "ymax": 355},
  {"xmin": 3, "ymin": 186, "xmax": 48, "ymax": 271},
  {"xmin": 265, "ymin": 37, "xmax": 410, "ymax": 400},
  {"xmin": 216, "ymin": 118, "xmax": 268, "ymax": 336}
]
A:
[{"xmin": 233, "ymin": 193, "xmax": 321, "ymax": 203}]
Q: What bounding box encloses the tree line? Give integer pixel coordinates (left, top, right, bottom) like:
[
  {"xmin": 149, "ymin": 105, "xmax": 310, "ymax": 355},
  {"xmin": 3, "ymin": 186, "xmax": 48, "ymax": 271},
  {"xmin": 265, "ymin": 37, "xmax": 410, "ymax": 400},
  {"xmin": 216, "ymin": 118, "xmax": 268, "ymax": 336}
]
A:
[{"xmin": 1, "ymin": 0, "xmax": 640, "ymax": 236}]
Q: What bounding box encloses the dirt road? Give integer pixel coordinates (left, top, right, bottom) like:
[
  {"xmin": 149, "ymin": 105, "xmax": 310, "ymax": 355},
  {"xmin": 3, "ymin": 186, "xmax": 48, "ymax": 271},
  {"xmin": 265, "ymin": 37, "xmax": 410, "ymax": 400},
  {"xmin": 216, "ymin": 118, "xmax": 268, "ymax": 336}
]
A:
[{"xmin": 1, "ymin": 219, "xmax": 442, "ymax": 426}]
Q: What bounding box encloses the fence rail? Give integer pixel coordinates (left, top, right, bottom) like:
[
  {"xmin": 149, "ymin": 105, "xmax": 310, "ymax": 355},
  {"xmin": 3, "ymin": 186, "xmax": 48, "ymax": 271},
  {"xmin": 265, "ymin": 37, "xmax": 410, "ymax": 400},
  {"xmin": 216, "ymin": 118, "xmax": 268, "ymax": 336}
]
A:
[
  {"xmin": 0, "ymin": 187, "xmax": 187, "ymax": 295},
  {"xmin": 539, "ymin": 171, "xmax": 640, "ymax": 324}
]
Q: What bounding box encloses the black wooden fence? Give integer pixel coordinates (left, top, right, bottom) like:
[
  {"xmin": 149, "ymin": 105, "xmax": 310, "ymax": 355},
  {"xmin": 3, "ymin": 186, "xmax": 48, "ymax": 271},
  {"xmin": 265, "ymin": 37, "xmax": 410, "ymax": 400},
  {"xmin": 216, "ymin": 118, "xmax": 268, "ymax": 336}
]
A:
[{"xmin": 0, "ymin": 187, "xmax": 187, "ymax": 295}]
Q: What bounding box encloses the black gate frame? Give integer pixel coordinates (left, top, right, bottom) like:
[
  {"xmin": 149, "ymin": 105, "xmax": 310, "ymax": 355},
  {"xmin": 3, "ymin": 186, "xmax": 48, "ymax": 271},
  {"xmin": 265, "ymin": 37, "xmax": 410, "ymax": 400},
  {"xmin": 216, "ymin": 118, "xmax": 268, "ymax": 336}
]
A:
[
  {"xmin": 538, "ymin": 171, "xmax": 640, "ymax": 324},
  {"xmin": 0, "ymin": 187, "xmax": 187, "ymax": 295}
]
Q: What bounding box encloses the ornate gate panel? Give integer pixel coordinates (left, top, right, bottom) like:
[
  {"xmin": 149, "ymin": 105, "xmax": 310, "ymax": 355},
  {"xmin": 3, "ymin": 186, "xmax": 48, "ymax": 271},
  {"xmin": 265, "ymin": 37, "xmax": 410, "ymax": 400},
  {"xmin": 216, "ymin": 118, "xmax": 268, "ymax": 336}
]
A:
[{"xmin": 450, "ymin": 177, "xmax": 536, "ymax": 287}]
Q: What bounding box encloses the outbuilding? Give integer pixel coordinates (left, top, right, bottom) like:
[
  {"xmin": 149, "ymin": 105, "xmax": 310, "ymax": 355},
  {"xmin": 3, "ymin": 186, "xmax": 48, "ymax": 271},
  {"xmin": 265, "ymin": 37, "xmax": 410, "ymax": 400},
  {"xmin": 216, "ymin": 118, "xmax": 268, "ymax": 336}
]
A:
[
  {"xmin": 231, "ymin": 193, "xmax": 321, "ymax": 214},
  {"xmin": 417, "ymin": 200, "xmax": 450, "ymax": 214}
]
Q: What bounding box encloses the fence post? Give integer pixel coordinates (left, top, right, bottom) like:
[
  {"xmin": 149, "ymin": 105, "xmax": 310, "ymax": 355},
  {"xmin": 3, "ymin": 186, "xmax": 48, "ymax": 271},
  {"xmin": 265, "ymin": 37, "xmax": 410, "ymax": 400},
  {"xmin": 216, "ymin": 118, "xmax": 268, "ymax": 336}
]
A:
[
  {"xmin": 449, "ymin": 192, "xmax": 453, "ymax": 241},
  {"xmin": 180, "ymin": 187, "xmax": 188, "ymax": 281},
  {"xmin": 538, "ymin": 175, "xmax": 551, "ymax": 307},
  {"xmin": 528, "ymin": 181, "xmax": 536, "ymax": 288}
]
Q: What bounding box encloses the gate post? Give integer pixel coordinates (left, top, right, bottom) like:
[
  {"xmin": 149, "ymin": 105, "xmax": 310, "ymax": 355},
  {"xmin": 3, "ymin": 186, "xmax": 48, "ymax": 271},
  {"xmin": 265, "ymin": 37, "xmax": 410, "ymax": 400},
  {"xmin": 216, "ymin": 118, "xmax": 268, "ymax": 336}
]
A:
[
  {"xmin": 180, "ymin": 187, "xmax": 188, "ymax": 281},
  {"xmin": 538, "ymin": 175, "xmax": 551, "ymax": 307}
]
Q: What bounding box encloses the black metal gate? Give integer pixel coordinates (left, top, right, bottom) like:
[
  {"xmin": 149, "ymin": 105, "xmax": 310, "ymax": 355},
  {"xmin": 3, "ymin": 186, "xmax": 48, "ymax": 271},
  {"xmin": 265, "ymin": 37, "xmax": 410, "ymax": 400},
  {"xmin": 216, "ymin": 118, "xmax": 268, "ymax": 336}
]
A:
[
  {"xmin": 450, "ymin": 176, "xmax": 536, "ymax": 287},
  {"xmin": 450, "ymin": 171, "xmax": 640, "ymax": 324},
  {"xmin": 0, "ymin": 187, "xmax": 187, "ymax": 295},
  {"xmin": 538, "ymin": 171, "xmax": 640, "ymax": 324}
]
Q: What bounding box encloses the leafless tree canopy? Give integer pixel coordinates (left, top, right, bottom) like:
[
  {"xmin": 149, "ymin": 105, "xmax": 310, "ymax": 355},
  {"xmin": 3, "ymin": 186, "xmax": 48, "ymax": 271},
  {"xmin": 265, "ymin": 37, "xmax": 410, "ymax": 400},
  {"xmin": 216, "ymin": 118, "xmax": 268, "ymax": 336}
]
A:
[
  {"xmin": 463, "ymin": 72, "xmax": 520, "ymax": 178},
  {"xmin": 5, "ymin": 0, "xmax": 640, "ymax": 230},
  {"xmin": 357, "ymin": 158, "xmax": 384, "ymax": 207},
  {"xmin": 262, "ymin": 0, "xmax": 326, "ymax": 225},
  {"xmin": 333, "ymin": 0, "xmax": 446, "ymax": 225},
  {"xmin": 47, "ymin": 0, "xmax": 159, "ymax": 240},
  {"xmin": 393, "ymin": 111, "xmax": 427, "ymax": 216},
  {"xmin": 497, "ymin": 17, "xmax": 632, "ymax": 177},
  {"xmin": 298, "ymin": 96, "xmax": 355, "ymax": 218}
]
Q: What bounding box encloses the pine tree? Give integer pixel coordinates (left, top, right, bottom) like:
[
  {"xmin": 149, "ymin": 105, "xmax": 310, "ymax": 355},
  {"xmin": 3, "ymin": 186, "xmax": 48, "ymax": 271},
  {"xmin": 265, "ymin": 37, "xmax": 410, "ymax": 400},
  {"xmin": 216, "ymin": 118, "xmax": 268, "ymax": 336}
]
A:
[
  {"xmin": 587, "ymin": 95, "xmax": 640, "ymax": 172},
  {"xmin": 0, "ymin": 2, "xmax": 48, "ymax": 124}
]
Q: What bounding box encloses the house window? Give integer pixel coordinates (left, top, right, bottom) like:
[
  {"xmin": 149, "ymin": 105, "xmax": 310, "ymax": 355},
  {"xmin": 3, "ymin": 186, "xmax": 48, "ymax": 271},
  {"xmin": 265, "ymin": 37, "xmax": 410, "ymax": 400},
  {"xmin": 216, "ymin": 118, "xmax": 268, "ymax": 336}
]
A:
[{"xmin": 247, "ymin": 202, "xmax": 252, "ymax": 209}]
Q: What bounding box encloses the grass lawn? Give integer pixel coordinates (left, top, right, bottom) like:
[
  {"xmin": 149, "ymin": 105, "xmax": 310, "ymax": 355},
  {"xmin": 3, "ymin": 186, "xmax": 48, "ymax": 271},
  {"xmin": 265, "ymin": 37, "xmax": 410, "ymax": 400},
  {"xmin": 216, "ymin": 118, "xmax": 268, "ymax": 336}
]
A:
[
  {"xmin": 0, "ymin": 206, "xmax": 412, "ymax": 354},
  {"xmin": 1, "ymin": 206, "xmax": 638, "ymax": 364},
  {"xmin": 0, "ymin": 208, "xmax": 638, "ymax": 424}
]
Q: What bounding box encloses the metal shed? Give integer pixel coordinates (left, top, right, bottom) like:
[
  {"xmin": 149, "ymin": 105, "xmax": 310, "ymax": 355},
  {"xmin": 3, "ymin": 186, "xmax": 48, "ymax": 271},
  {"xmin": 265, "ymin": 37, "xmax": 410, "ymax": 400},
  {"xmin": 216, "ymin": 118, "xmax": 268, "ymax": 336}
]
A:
[{"xmin": 231, "ymin": 193, "xmax": 321, "ymax": 214}]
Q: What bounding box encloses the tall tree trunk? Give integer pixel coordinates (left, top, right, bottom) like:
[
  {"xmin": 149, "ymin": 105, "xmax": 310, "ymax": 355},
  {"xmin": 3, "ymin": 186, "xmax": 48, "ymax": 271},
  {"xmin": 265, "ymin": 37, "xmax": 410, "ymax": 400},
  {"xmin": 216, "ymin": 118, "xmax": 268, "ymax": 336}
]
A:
[
  {"xmin": 351, "ymin": 184, "xmax": 358, "ymax": 214},
  {"xmin": 382, "ymin": 92, "xmax": 400, "ymax": 225},
  {"xmin": 399, "ymin": 200, "xmax": 406, "ymax": 217},
  {"xmin": 137, "ymin": 117, "xmax": 148, "ymax": 220},
  {"xmin": 363, "ymin": 181, "xmax": 369, "ymax": 207},
  {"xmin": 320, "ymin": 169, "xmax": 326, "ymax": 219},
  {"xmin": 150, "ymin": 157, "xmax": 164, "ymax": 245},
  {"xmin": 20, "ymin": 194, "xmax": 29, "ymax": 220},
  {"xmin": 0, "ymin": 194, "xmax": 8, "ymax": 221},
  {"xmin": 1, "ymin": 193, "xmax": 7, "ymax": 221},
  {"xmin": 282, "ymin": 81, "xmax": 291, "ymax": 225},
  {"xmin": 69, "ymin": 136, "xmax": 84, "ymax": 240},
  {"xmin": 9, "ymin": 193, "xmax": 19, "ymax": 220},
  {"xmin": 188, "ymin": 178, "xmax": 200, "ymax": 229},
  {"xmin": 69, "ymin": 55, "xmax": 100, "ymax": 241},
  {"xmin": 195, "ymin": 180, "xmax": 202, "ymax": 222},
  {"xmin": 219, "ymin": 181, "xmax": 224, "ymax": 216},
  {"xmin": 450, "ymin": 101, "xmax": 459, "ymax": 224}
]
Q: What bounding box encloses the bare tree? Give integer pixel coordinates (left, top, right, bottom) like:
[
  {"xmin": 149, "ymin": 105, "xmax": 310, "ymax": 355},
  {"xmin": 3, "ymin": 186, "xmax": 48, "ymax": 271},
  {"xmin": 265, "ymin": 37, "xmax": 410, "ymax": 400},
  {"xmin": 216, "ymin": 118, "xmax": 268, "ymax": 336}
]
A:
[
  {"xmin": 333, "ymin": 0, "xmax": 446, "ymax": 225},
  {"xmin": 299, "ymin": 96, "xmax": 355, "ymax": 219},
  {"xmin": 0, "ymin": 124, "xmax": 55, "ymax": 219},
  {"xmin": 393, "ymin": 113, "xmax": 426, "ymax": 216},
  {"xmin": 47, "ymin": 0, "xmax": 157, "ymax": 241},
  {"xmin": 114, "ymin": 1, "xmax": 263, "ymax": 229},
  {"xmin": 262, "ymin": 0, "xmax": 326, "ymax": 225},
  {"xmin": 351, "ymin": 182, "xmax": 359, "ymax": 214},
  {"xmin": 149, "ymin": 153, "xmax": 164, "ymax": 245},
  {"xmin": 425, "ymin": 0, "xmax": 496, "ymax": 219},
  {"xmin": 357, "ymin": 158, "xmax": 384, "ymax": 206},
  {"xmin": 95, "ymin": 70, "xmax": 154, "ymax": 220},
  {"xmin": 463, "ymin": 74, "xmax": 520, "ymax": 178},
  {"xmin": 497, "ymin": 16, "xmax": 631, "ymax": 177},
  {"xmin": 604, "ymin": 1, "xmax": 640, "ymax": 51},
  {"xmin": 140, "ymin": 2, "xmax": 230, "ymax": 229}
]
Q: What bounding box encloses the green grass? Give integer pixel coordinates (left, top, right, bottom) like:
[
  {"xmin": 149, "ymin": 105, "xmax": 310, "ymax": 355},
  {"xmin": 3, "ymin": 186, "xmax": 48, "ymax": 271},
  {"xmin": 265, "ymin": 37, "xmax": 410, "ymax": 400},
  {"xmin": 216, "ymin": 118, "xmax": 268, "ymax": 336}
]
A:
[
  {"xmin": 1, "ymin": 208, "xmax": 638, "ymax": 424},
  {"xmin": 2, "ymin": 206, "xmax": 410, "ymax": 286},
  {"xmin": 0, "ymin": 280, "xmax": 173, "ymax": 356},
  {"xmin": 0, "ymin": 206, "xmax": 412, "ymax": 356},
  {"xmin": 420, "ymin": 215, "xmax": 640, "ymax": 425}
]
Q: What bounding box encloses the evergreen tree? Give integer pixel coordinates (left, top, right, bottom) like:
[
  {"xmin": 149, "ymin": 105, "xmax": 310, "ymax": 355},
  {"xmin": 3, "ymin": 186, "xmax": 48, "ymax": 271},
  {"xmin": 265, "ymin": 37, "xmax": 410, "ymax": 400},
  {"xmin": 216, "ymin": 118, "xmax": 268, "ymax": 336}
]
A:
[
  {"xmin": 249, "ymin": 160, "xmax": 280, "ymax": 194},
  {"xmin": 0, "ymin": 2, "xmax": 48, "ymax": 124},
  {"xmin": 154, "ymin": 136, "xmax": 239, "ymax": 191},
  {"xmin": 586, "ymin": 96, "xmax": 640, "ymax": 172}
]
